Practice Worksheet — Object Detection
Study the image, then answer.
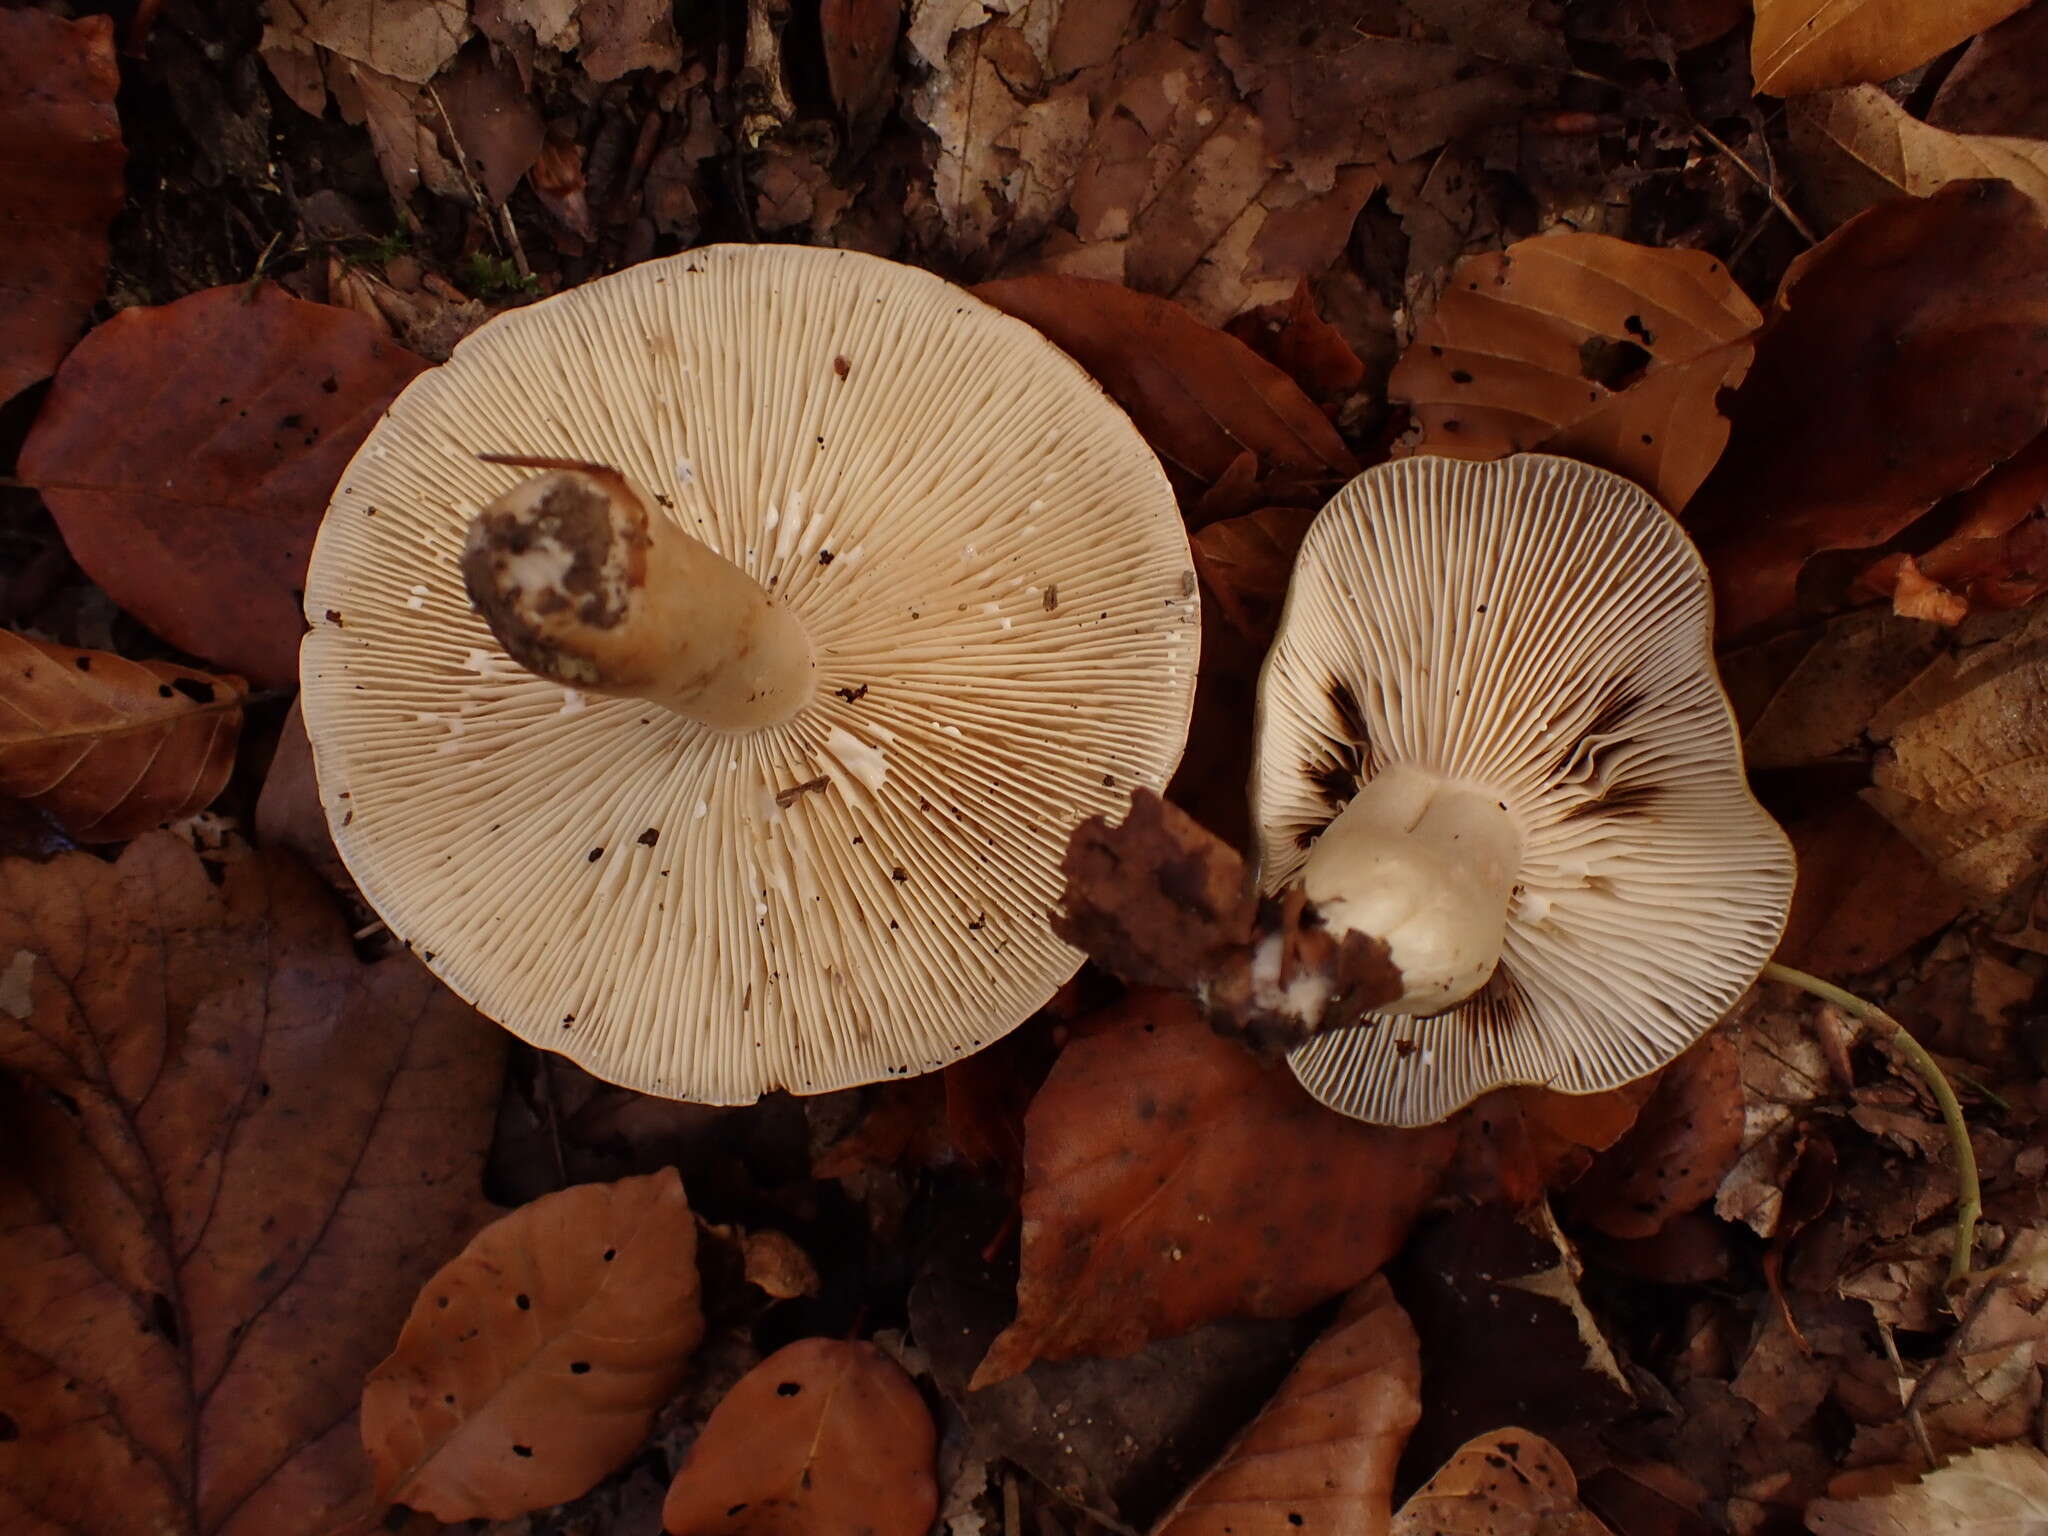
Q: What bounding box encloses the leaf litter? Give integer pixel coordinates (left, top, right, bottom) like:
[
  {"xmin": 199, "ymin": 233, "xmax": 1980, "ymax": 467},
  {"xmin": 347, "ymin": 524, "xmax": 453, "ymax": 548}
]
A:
[{"xmin": 8, "ymin": 1, "xmax": 2048, "ymax": 1532}]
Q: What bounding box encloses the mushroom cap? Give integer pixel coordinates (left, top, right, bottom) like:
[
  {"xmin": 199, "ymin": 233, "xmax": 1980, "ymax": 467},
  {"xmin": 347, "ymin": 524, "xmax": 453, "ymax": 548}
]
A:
[
  {"xmin": 302, "ymin": 245, "xmax": 1199, "ymax": 1102},
  {"xmin": 1252, "ymin": 453, "xmax": 1792, "ymax": 1126}
]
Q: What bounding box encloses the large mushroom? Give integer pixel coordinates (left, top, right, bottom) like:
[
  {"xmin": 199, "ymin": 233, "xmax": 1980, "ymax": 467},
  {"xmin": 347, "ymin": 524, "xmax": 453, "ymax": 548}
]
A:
[
  {"xmin": 1252, "ymin": 454, "xmax": 1793, "ymax": 1126},
  {"xmin": 301, "ymin": 245, "xmax": 1199, "ymax": 1102}
]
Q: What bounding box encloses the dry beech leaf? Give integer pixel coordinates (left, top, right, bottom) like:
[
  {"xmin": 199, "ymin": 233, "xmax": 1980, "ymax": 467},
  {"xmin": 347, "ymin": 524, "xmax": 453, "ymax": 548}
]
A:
[
  {"xmin": 822, "ymin": 0, "xmax": 903, "ymax": 133},
  {"xmin": 1391, "ymin": 1427, "xmax": 1615, "ymax": 1534},
  {"xmin": 661, "ymin": 1338, "xmax": 938, "ymax": 1536},
  {"xmin": 1568, "ymin": 1028, "xmax": 1744, "ymax": 1241},
  {"xmin": 19, "ymin": 283, "xmax": 430, "ymax": 688},
  {"xmin": 1864, "ymin": 600, "xmax": 2048, "ymax": 901},
  {"xmin": 0, "ymin": 9, "xmax": 124, "ymax": 409},
  {"xmin": 1809, "ymin": 1442, "xmax": 2048, "ymax": 1533},
  {"xmin": 1751, "ymin": 0, "xmax": 2032, "ymax": 98},
  {"xmin": 1444, "ymin": 1080, "xmax": 1653, "ymax": 1208},
  {"xmin": 1856, "ymin": 430, "xmax": 2048, "ymax": 619},
  {"xmin": 1387, "ymin": 231, "xmax": 1761, "ymax": 510},
  {"xmin": 973, "ymin": 991, "xmax": 1454, "ymax": 1389},
  {"xmin": 1192, "ymin": 505, "xmax": 1320, "ymax": 647},
  {"xmin": 0, "ymin": 630, "xmax": 248, "ymax": 842},
  {"xmin": 975, "ymin": 275, "xmax": 1356, "ymax": 509},
  {"xmin": 1931, "ymin": 2, "xmax": 2048, "ymax": 140},
  {"xmin": 1227, "ymin": 281, "xmax": 1370, "ymax": 404},
  {"xmin": 363, "ymin": 1169, "xmax": 704, "ymax": 1522},
  {"xmin": 1150, "ymin": 1276, "xmax": 1421, "ymax": 1536},
  {"xmin": 261, "ymin": 0, "xmax": 469, "ymax": 84},
  {"xmin": 0, "ymin": 835, "xmax": 505, "ymax": 1535},
  {"xmin": 1788, "ymin": 85, "xmax": 2048, "ymax": 227},
  {"xmin": 1687, "ymin": 180, "xmax": 2048, "ymax": 638}
]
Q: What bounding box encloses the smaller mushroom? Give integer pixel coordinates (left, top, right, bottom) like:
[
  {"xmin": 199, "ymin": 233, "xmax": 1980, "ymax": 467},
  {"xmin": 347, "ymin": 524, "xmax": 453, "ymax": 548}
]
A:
[{"xmin": 1253, "ymin": 453, "xmax": 1793, "ymax": 1126}]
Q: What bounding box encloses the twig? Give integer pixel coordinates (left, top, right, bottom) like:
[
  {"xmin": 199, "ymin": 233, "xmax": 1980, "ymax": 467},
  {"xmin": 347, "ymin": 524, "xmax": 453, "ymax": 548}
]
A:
[
  {"xmin": 1763, "ymin": 961, "xmax": 1980, "ymax": 1299},
  {"xmin": 1691, "ymin": 121, "xmax": 1818, "ymax": 246},
  {"xmin": 1874, "ymin": 1318, "xmax": 1938, "ymax": 1469}
]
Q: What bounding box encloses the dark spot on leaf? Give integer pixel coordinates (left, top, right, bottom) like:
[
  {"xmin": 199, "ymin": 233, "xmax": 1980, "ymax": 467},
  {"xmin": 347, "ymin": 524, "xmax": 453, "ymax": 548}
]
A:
[
  {"xmin": 776, "ymin": 1381, "xmax": 802, "ymax": 1396},
  {"xmin": 74, "ymin": 655, "xmax": 91, "ymax": 671},
  {"xmin": 512, "ymin": 1444, "xmax": 533, "ymax": 1458},
  {"xmin": 603, "ymin": 1248, "xmax": 616, "ymax": 1261},
  {"xmin": 515, "ymin": 1293, "xmax": 530, "ymax": 1310},
  {"xmin": 1578, "ymin": 335, "xmax": 1652, "ymax": 390},
  {"xmin": 172, "ymin": 677, "xmax": 215, "ymax": 704},
  {"xmin": 570, "ymin": 1361, "xmax": 591, "ymax": 1374},
  {"xmin": 1449, "ymin": 368, "xmax": 1474, "ymax": 384}
]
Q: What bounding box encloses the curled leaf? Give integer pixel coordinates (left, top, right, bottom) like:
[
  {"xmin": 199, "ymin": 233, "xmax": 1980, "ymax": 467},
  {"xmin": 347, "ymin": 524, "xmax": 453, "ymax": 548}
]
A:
[
  {"xmin": 363, "ymin": 1169, "xmax": 705, "ymax": 1522},
  {"xmin": 662, "ymin": 1338, "xmax": 937, "ymax": 1535},
  {"xmin": 1388, "ymin": 231, "xmax": 1760, "ymax": 510},
  {"xmin": 0, "ymin": 630, "xmax": 247, "ymax": 841},
  {"xmin": 1751, "ymin": 0, "xmax": 2032, "ymax": 97},
  {"xmin": 1787, "ymin": 85, "xmax": 2048, "ymax": 227}
]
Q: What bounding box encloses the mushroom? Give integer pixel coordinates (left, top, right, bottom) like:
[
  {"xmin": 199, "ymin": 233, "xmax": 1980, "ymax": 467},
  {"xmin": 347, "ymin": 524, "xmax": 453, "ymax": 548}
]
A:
[
  {"xmin": 1252, "ymin": 454, "xmax": 1793, "ymax": 1126},
  {"xmin": 301, "ymin": 245, "xmax": 1199, "ymax": 1102}
]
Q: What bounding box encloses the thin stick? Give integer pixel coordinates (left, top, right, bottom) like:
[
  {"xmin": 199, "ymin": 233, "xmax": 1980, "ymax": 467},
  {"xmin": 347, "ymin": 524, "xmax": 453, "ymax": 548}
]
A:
[
  {"xmin": 1763, "ymin": 961, "xmax": 1980, "ymax": 1297},
  {"xmin": 1691, "ymin": 121, "xmax": 1818, "ymax": 246}
]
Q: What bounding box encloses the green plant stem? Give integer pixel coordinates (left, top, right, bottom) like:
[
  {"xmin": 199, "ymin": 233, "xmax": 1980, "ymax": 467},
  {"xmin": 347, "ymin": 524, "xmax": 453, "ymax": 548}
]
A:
[{"xmin": 1762, "ymin": 961, "xmax": 1981, "ymax": 1298}]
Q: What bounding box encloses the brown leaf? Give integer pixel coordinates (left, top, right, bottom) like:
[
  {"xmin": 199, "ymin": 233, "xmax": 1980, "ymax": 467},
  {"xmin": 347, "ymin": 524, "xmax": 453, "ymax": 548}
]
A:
[
  {"xmin": 975, "ymin": 275, "xmax": 1356, "ymax": 508},
  {"xmin": 1687, "ymin": 180, "xmax": 2048, "ymax": 638},
  {"xmin": 434, "ymin": 40, "xmax": 544, "ymax": 206},
  {"xmin": 822, "ymin": 0, "xmax": 902, "ymax": 132},
  {"xmin": 0, "ymin": 10, "xmax": 124, "ymax": 409},
  {"xmin": 1569, "ymin": 1028, "xmax": 1745, "ymax": 1241},
  {"xmin": 1192, "ymin": 504, "xmax": 1319, "ymax": 646},
  {"xmin": 661, "ymin": 1338, "xmax": 938, "ymax": 1535},
  {"xmin": 0, "ymin": 835, "xmax": 505, "ymax": 1534},
  {"xmin": 363, "ymin": 1169, "xmax": 704, "ymax": 1521},
  {"xmin": 1151, "ymin": 1276, "xmax": 1421, "ymax": 1535},
  {"xmin": 1810, "ymin": 1442, "xmax": 2048, "ymax": 1534},
  {"xmin": 1787, "ymin": 85, "xmax": 2048, "ymax": 227},
  {"xmin": 1387, "ymin": 231, "xmax": 1761, "ymax": 510},
  {"xmin": 573, "ymin": 0, "xmax": 684, "ymax": 82},
  {"xmin": 972, "ymin": 991, "xmax": 1455, "ymax": 1389},
  {"xmin": 1858, "ymin": 429, "xmax": 2048, "ymax": 618},
  {"xmin": 255, "ymin": 697, "xmax": 351, "ymax": 891},
  {"xmin": 19, "ymin": 283, "xmax": 431, "ymax": 688},
  {"xmin": 263, "ymin": 0, "xmax": 469, "ymax": 83},
  {"xmin": 1750, "ymin": 0, "xmax": 2032, "ymax": 97},
  {"xmin": 1930, "ymin": 1, "xmax": 2048, "ymax": 140},
  {"xmin": 0, "ymin": 631, "xmax": 247, "ymax": 842},
  {"xmin": 1864, "ymin": 599, "xmax": 2048, "ymax": 900},
  {"xmin": 1778, "ymin": 800, "xmax": 1966, "ymax": 976},
  {"xmin": 1391, "ymin": 1428, "xmax": 1615, "ymax": 1534},
  {"xmin": 1444, "ymin": 1080, "xmax": 1653, "ymax": 1208}
]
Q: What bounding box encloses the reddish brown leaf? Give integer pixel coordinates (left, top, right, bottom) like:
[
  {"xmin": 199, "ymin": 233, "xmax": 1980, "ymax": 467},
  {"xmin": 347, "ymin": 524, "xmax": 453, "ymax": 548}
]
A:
[
  {"xmin": 1225, "ymin": 280, "xmax": 1369, "ymax": 404},
  {"xmin": 975, "ymin": 275, "xmax": 1356, "ymax": 510},
  {"xmin": 1392, "ymin": 1428, "xmax": 1615, "ymax": 1534},
  {"xmin": 0, "ymin": 630, "xmax": 247, "ymax": 841},
  {"xmin": 1446, "ymin": 1080, "xmax": 1653, "ymax": 1207},
  {"xmin": 0, "ymin": 835, "xmax": 504, "ymax": 1535},
  {"xmin": 1569, "ymin": 1028, "xmax": 1745, "ymax": 1241},
  {"xmin": 1687, "ymin": 181, "xmax": 2048, "ymax": 638},
  {"xmin": 1930, "ymin": 0, "xmax": 2048, "ymax": 140},
  {"xmin": 1387, "ymin": 232, "xmax": 1760, "ymax": 510},
  {"xmin": 18, "ymin": 283, "xmax": 431, "ymax": 688},
  {"xmin": 1778, "ymin": 800, "xmax": 1966, "ymax": 977},
  {"xmin": 1151, "ymin": 1276, "xmax": 1421, "ymax": 1535},
  {"xmin": 1856, "ymin": 430, "xmax": 2048, "ymax": 617},
  {"xmin": 0, "ymin": 10, "xmax": 124, "ymax": 409},
  {"xmin": 972, "ymin": 992, "xmax": 1455, "ymax": 1389},
  {"xmin": 661, "ymin": 1338, "xmax": 937, "ymax": 1535},
  {"xmin": 254, "ymin": 697, "xmax": 351, "ymax": 891},
  {"xmin": 822, "ymin": 0, "xmax": 902, "ymax": 131},
  {"xmin": 1751, "ymin": 0, "xmax": 2031, "ymax": 97},
  {"xmin": 1191, "ymin": 504, "xmax": 1319, "ymax": 647},
  {"xmin": 364, "ymin": 1170, "xmax": 705, "ymax": 1522}
]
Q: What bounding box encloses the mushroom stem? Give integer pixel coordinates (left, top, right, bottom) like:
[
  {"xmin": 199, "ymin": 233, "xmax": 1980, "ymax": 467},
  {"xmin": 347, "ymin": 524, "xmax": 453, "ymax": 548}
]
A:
[
  {"xmin": 461, "ymin": 457, "xmax": 815, "ymax": 731},
  {"xmin": 1299, "ymin": 762, "xmax": 1522, "ymax": 1015}
]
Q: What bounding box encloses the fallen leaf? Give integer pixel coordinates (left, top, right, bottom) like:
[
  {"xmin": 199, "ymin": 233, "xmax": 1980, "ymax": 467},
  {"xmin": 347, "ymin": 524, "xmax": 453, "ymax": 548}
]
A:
[
  {"xmin": 1750, "ymin": 0, "xmax": 2032, "ymax": 98},
  {"xmin": 1740, "ymin": 608, "xmax": 1950, "ymax": 770},
  {"xmin": 1865, "ymin": 600, "xmax": 2048, "ymax": 900},
  {"xmin": 1393, "ymin": 1202, "xmax": 1633, "ymax": 1481},
  {"xmin": 977, "ymin": 275, "xmax": 1356, "ymax": 507},
  {"xmin": 255, "ymin": 697, "xmax": 351, "ymax": 891},
  {"xmin": 330, "ymin": 57, "xmax": 469, "ymax": 208},
  {"xmin": 1930, "ymin": 0, "xmax": 2048, "ymax": 140},
  {"xmin": 1809, "ymin": 1442, "xmax": 2048, "ymax": 1534},
  {"xmin": 1392, "ymin": 1427, "xmax": 1616, "ymax": 1534},
  {"xmin": 571, "ymin": 0, "xmax": 684, "ymax": 82},
  {"xmin": 1857, "ymin": 430, "xmax": 2048, "ymax": 618},
  {"xmin": 19, "ymin": 283, "xmax": 431, "ymax": 688},
  {"xmin": 1225, "ymin": 280, "xmax": 1369, "ymax": 403},
  {"xmin": 1192, "ymin": 504, "xmax": 1319, "ymax": 646},
  {"xmin": 1443, "ymin": 1079, "xmax": 1654, "ymax": 1209},
  {"xmin": 1151, "ymin": 1276, "xmax": 1421, "ymax": 1535},
  {"xmin": 0, "ymin": 835, "xmax": 504, "ymax": 1534},
  {"xmin": 1787, "ymin": 85, "xmax": 2048, "ymax": 227},
  {"xmin": 263, "ymin": 0, "xmax": 469, "ymax": 84},
  {"xmin": 0, "ymin": 10, "xmax": 124, "ymax": 409},
  {"xmin": 1777, "ymin": 801, "xmax": 1967, "ymax": 976},
  {"xmin": 1569, "ymin": 1027, "xmax": 1745, "ymax": 1240},
  {"xmin": 822, "ymin": 0, "xmax": 902, "ymax": 132},
  {"xmin": 661, "ymin": 1338, "xmax": 938, "ymax": 1535},
  {"xmin": 1386, "ymin": 231, "xmax": 1762, "ymax": 509},
  {"xmin": 972, "ymin": 991, "xmax": 1454, "ymax": 1389},
  {"xmin": 363, "ymin": 1170, "xmax": 703, "ymax": 1522},
  {"xmin": 1715, "ymin": 994, "xmax": 1862, "ymax": 1239},
  {"xmin": 0, "ymin": 630, "xmax": 248, "ymax": 842},
  {"xmin": 1687, "ymin": 180, "xmax": 2048, "ymax": 638},
  {"xmin": 741, "ymin": 1228, "xmax": 820, "ymax": 1300},
  {"xmin": 432, "ymin": 40, "xmax": 543, "ymax": 206}
]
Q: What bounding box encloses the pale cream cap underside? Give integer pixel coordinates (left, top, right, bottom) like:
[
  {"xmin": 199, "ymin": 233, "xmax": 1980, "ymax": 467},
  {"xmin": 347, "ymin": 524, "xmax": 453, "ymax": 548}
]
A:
[
  {"xmin": 302, "ymin": 245, "xmax": 1198, "ymax": 1102},
  {"xmin": 1253, "ymin": 454, "xmax": 1792, "ymax": 1126}
]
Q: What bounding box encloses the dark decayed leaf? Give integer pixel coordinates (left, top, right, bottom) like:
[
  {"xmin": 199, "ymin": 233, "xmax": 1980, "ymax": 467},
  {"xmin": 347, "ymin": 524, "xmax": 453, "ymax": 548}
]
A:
[
  {"xmin": 19, "ymin": 283, "xmax": 431, "ymax": 688},
  {"xmin": 0, "ymin": 630, "xmax": 247, "ymax": 841},
  {"xmin": 0, "ymin": 836, "xmax": 504, "ymax": 1535},
  {"xmin": 0, "ymin": 9, "xmax": 125, "ymax": 409}
]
